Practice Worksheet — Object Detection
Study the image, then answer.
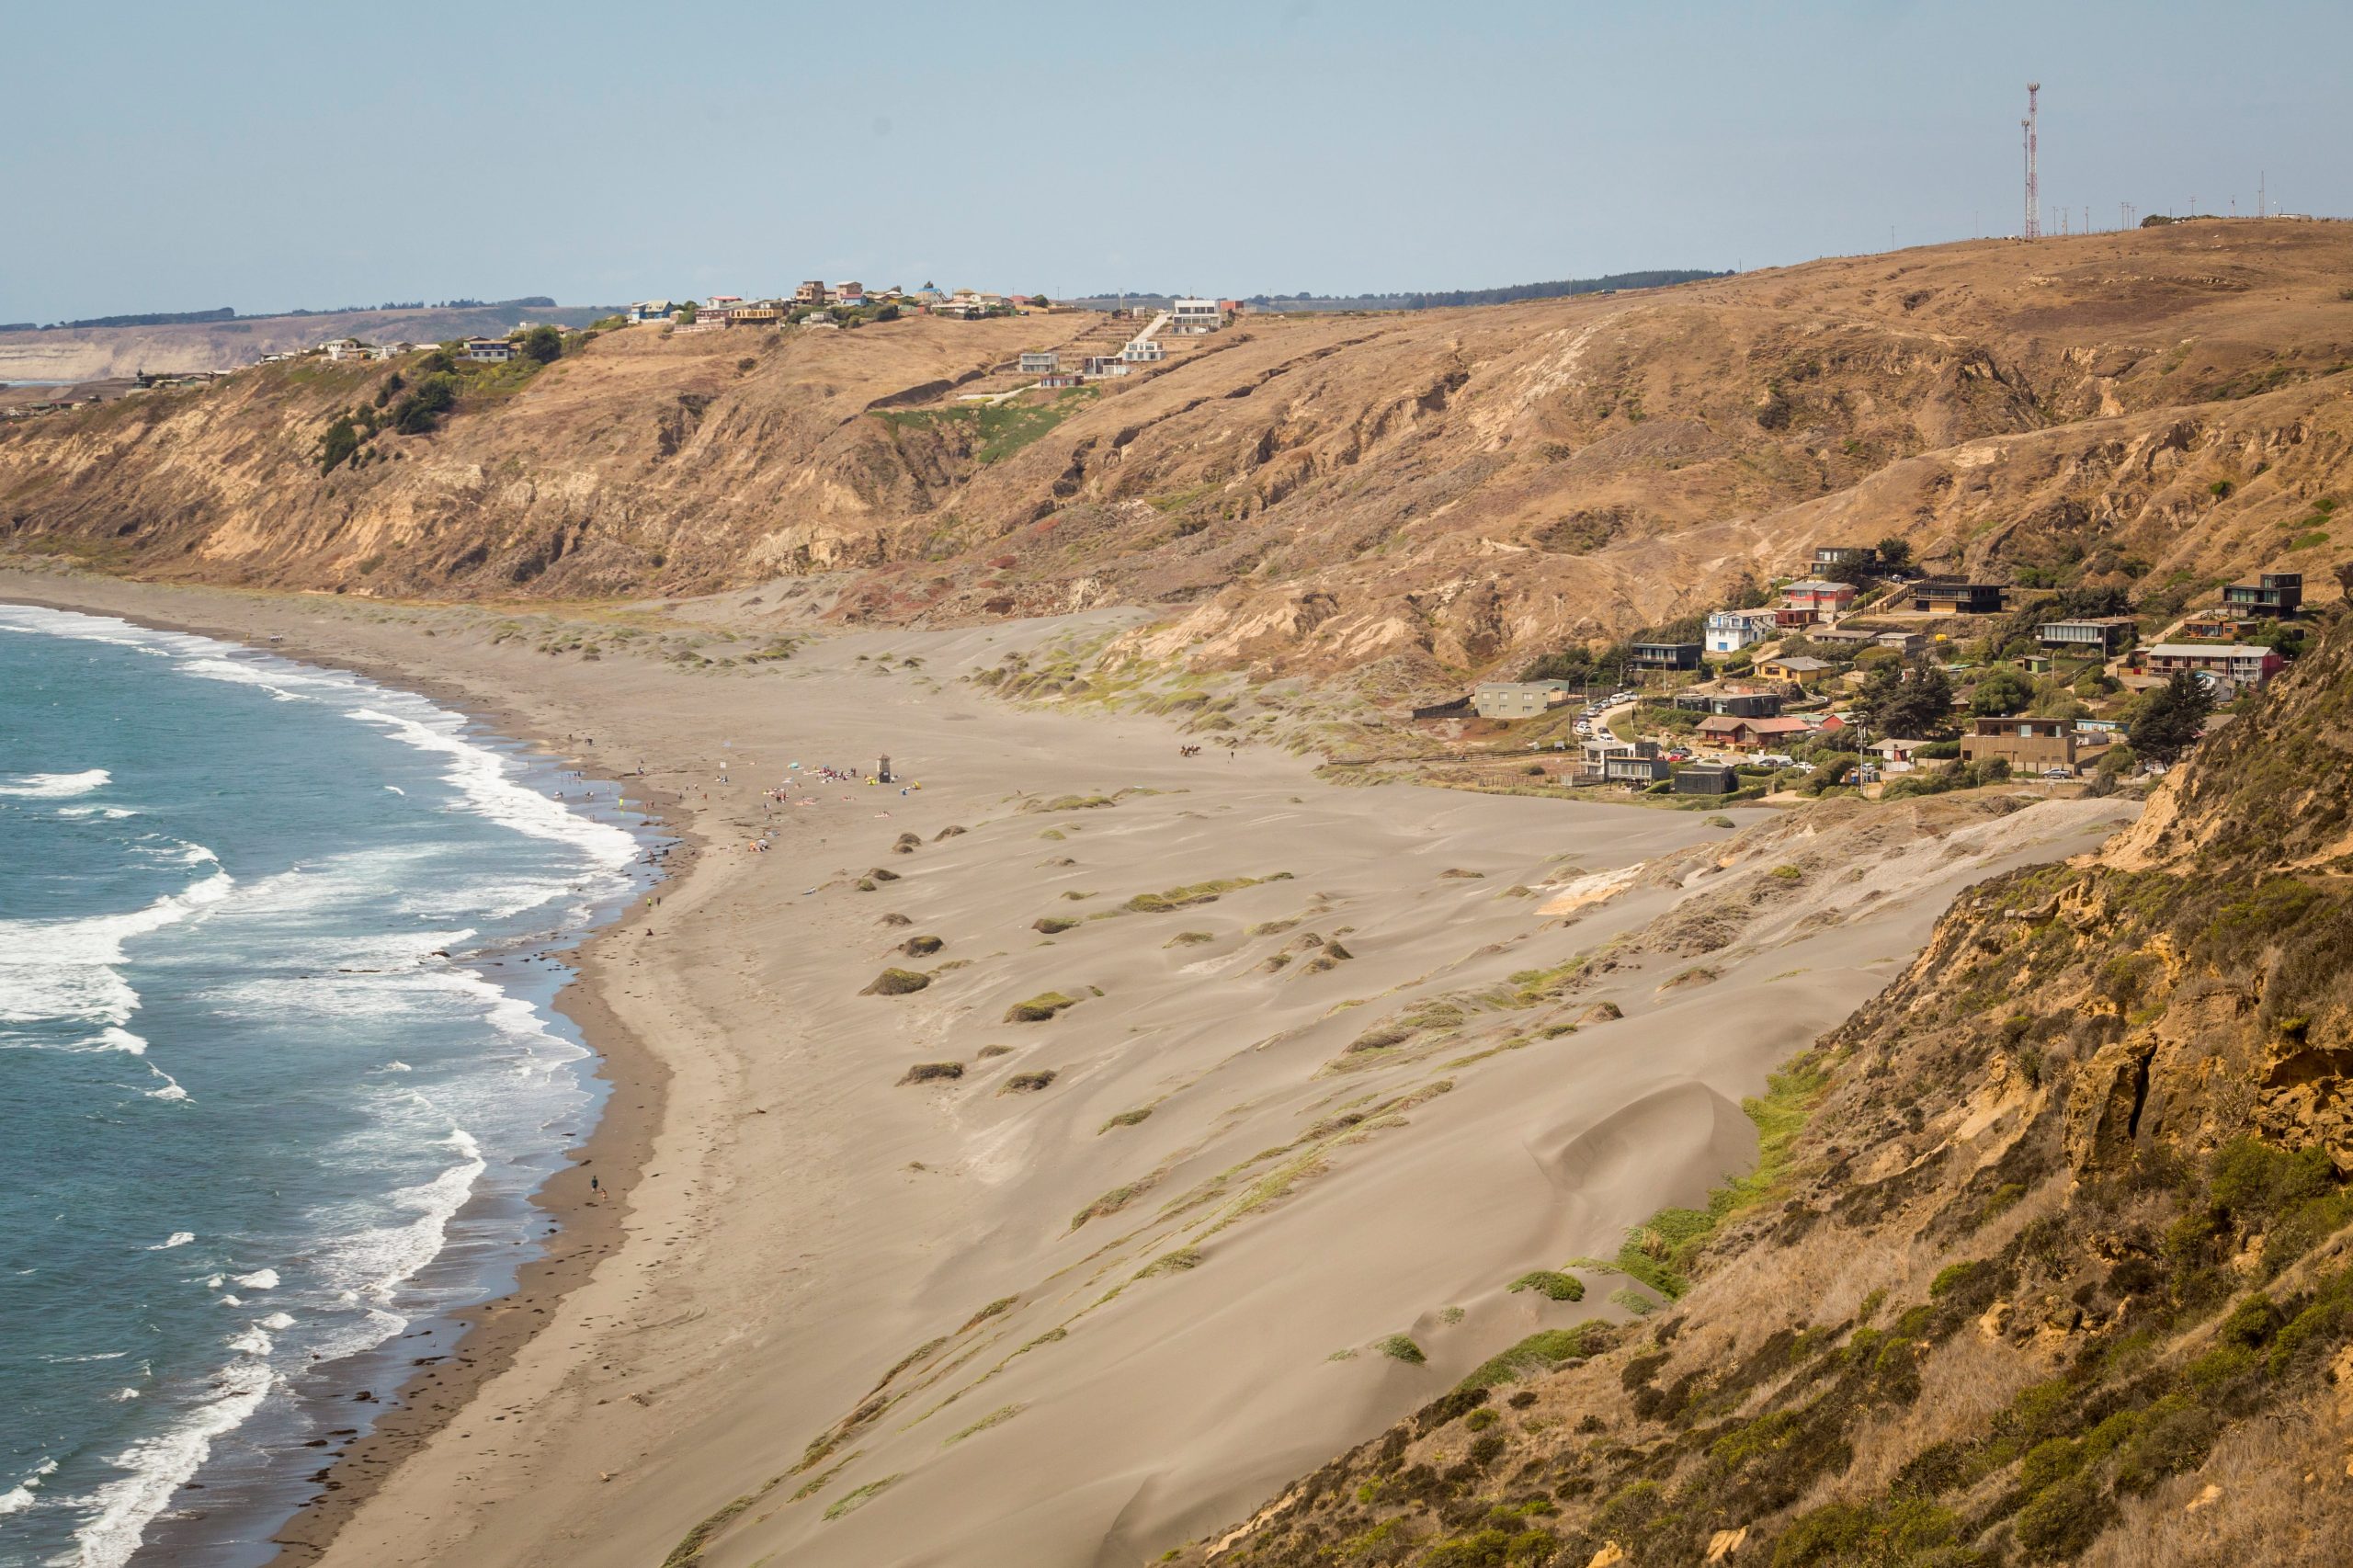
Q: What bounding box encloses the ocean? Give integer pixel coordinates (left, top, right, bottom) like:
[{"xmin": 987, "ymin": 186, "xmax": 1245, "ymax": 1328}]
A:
[{"xmin": 0, "ymin": 606, "xmax": 650, "ymax": 1567}]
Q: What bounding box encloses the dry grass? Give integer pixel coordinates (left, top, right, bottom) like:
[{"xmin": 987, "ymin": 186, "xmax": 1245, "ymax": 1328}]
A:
[
  {"xmin": 1821, "ymin": 1330, "xmax": 2055, "ymax": 1503},
  {"xmin": 2078, "ymin": 1394, "xmax": 2353, "ymax": 1567}
]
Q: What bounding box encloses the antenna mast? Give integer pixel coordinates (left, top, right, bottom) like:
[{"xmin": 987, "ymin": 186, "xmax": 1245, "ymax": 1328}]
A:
[{"xmin": 2022, "ymin": 83, "xmax": 2041, "ymax": 239}]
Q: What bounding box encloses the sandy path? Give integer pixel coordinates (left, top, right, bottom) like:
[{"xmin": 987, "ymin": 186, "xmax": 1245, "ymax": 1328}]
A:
[{"xmin": 2, "ymin": 571, "xmax": 2137, "ymax": 1568}]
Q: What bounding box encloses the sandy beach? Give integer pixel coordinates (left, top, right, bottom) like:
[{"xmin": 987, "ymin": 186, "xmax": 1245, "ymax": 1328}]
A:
[{"xmin": 1, "ymin": 567, "xmax": 2139, "ymax": 1568}]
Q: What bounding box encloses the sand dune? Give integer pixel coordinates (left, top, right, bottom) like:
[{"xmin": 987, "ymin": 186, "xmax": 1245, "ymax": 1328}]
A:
[{"xmin": 1, "ymin": 571, "xmax": 2137, "ymax": 1567}]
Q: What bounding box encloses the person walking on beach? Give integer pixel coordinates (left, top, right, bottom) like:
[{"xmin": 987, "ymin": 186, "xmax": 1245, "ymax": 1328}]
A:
[{"xmin": 589, "ymin": 1176, "xmax": 600, "ymax": 1204}]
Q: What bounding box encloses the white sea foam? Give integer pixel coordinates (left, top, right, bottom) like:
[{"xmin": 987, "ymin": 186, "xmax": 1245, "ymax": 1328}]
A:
[
  {"xmin": 352, "ymin": 706, "xmax": 637, "ymax": 874},
  {"xmin": 149, "ymin": 1233, "xmax": 194, "ymax": 1251},
  {"xmin": 0, "ymin": 1458, "xmax": 55, "ymax": 1517},
  {"xmin": 110, "ymin": 1388, "xmax": 140, "ymax": 1402},
  {"xmin": 232, "ymin": 1268, "xmax": 279, "ymax": 1290},
  {"xmin": 0, "ymin": 768, "xmax": 108, "ymax": 798},
  {"xmin": 58, "ymin": 804, "xmax": 138, "ymax": 819},
  {"xmin": 257, "ymin": 1312, "xmax": 295, "ymax": 1331},
  {"xmin": 143, "ymin": 1065, "xmax": 189, "ymax": 1102},
  {"xmin": 70, "ymin": 1353, "xmax": 276, "ymax": 1568},
  {"xmin": 0, "ymin": 864, "xmax": 232, "ymax": 1028}
]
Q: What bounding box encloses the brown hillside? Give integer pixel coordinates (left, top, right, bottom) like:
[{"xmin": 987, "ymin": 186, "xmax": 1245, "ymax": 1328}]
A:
[
  {"xmin": 5, "ymin": 222, "xmax": 2352, "ymax": 687},
  {"xmin": 0, "ymin": 303, "xmax": 615, "ymax": 381},
  {"xmin": 1173, "ymin": 606, "xmax": 2353, "ymax": 1567}
]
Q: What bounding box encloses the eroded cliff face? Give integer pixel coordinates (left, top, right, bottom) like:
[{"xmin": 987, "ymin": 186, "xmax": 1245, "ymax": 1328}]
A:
[
  {"xmin": 6, "ymin": 223, "xmax": 2353, "ymax": 687},
  {"xmin": 1174, "ymin": 610, "xmax": 2353, "ymax": 1567}
]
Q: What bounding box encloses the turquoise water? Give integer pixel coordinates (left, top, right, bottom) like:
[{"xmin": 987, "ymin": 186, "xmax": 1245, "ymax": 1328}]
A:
[{"xmin": 0, "ymin": 606, "xmax": 649, "ymax": 1566}]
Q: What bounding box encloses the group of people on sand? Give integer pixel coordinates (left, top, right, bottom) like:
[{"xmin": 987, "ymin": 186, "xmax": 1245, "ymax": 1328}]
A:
[{"xmin": 732, "ymin": 761, "xmax": 924, "ymax": 854}]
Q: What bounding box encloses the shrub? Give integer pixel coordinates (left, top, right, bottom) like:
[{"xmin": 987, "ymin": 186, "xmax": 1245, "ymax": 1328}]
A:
[
  {"xmin": 897, "ymin": 1061, "xmax": 963, "ymax": 1085},
  {"xmin": 900, "ymin": 935, "xmax": 944, "ymax": 957},
  {"xmin": 1379, "ymin": 1334, "xmax": 1427, "ymax": 1364},
  {"xmin": 1005, "ymin": 992, "xmax": 1078, "ymax": 1022},
  {"xmin": 2013, "ymin": 1470, "xmax": 2114, "ymax": 1558},
  {"xmin": 1507, "ymin": 1270, "xmax": 1586, "ymax": 1302},
  {"xmin": 1032, "ymin": 916, "xmax": 1078, "ymax": 934},
  {"xmin": 1457, "ymin": 1326, "xmax": 1608, "ymax": 1390},
  {"xmin": 862, "ymin": 967, "xmax": 930, "ymax": 995},
  {"xmin": 1928, "ymin": 1260, "xmax": 1988, "ymax": 1298},
  {"xmin": 1000, "ymin": 1070, "xmax": 1057, "ymax": 1094},
  {"xmin": 518, "ymin": 324, "xmax": 563, "ymax": 364},
  {"xmin": 317, "ymin": 415, "xmax": 361, "ymax": 473}
]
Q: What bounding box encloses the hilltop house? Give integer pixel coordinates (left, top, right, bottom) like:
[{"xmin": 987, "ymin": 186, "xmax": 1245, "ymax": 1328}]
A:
[
  {"xmin": 1019, "ymin": 351, "xmax": 1060, "ymax": 374},
  {"xmin": 1082, "ymin": 355, "xmax": 1130, "ymax": 377},
  {"xmin": 1121, "ymin": 339, "xmax": 1165, "ymax": 363},
  {"xmin": 319, "ymin": 337, "xmax": 375, "ymax": 361},
  {"xmin": 794, "ymin": 281, "xmax": 829, "ymax": 305},
  {"xmin": 834, "ymin": 282, "xmax": 866, "ymax": 307},
  {"xmin": 1813, "ymin": 545, "xmax": 1872, "ymax": 567},
  {"xmin": 2222, "ymin": 572, "xmax": 2302, "ymax": 618},
  {"xmin": 1705, "ymin": 608, "xmax": 1779, "ymax": 653},
  {"xmin": 2142, "ymin": 643, "xmax": 2284, "ymax": 687},
  {"xmin": 1876, "ymin": 631, "xmax": 1928, "ymax": 656},
  {"xmin": 1169, "ymin": 298, "xmax": 1223, "ymax": 334},
  {"xmin": 1472, "ymin": 680, "xmax": 1573, "ymax": 720},
  {"xmin": 626, "ymin": 300, "xmax": 675, "ymax": 324},
  {"xmin": 459, "ymin": 337, "xmax": 516, "ymax": 362}
]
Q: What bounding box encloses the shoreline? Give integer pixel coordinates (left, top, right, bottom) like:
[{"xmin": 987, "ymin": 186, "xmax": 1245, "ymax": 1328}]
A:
[
  {"xmin": 0, "ymin": 577, "xmax": 699, "ymax": 1567},
  {"xmin": 0, "ymin": 566, "xmax": 2142, "ymax": 1568}
]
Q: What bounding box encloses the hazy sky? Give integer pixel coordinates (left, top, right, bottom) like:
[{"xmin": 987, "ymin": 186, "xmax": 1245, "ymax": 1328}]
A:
[{"xmin": 5, "ymin": 0, "xmax": 2346, "ymax": 321}]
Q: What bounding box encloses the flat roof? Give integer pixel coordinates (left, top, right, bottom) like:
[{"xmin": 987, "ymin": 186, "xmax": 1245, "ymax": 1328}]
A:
[{"xmin": 2147, "ymin": 643, "xmax": 2268, "ymax": 658}]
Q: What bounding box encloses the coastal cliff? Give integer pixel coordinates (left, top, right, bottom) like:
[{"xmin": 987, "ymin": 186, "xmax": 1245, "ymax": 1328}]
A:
[
  {"xmin": 6, "ymin": 222, "xmax": 2352, "ymax": 687},
  {"xmin": 1172, "ymin": 604, "xmax": 2353, "ymax": 1566}
]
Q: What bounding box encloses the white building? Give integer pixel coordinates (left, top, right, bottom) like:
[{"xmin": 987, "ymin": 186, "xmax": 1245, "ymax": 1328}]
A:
[
  {"xmin": 319, "ymin": 337, "xmax": 375, "ymax": 361},
  {"xmin": 1121, "ymin": 338, "xmax": 1165, "ymax": 363},
  {"xmin": 1704, "ymin": 608, "xmax": 1779, "ymax": 654},
  {"xmin": 1018, "ymin": 350, "xmax": 1059, "ymax": 374},
  {"xmin": 1168, "ymin": 298, "xmax": 1222, "ymax": 334},
  {"xmin": 627, "ymin": 300, "xmax": 674, "ymax": 324},
  {"xmin": 459, "ymin": 337, "xmax": 517, "ymax": 362}
]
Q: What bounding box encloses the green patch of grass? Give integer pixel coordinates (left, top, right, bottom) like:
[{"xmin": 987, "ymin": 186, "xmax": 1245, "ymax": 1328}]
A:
[
  {"xmin": 822, "ymin": 1473, "xmax": 903, "ymax": 1521},
  {"xmin": 961, "ymin": 1297, "xmax": 1017, "ymax": 1331},
  {"xmin": 1135, "ymin": 1245, "xmax": 1204, "ymax": 1278},
  {"xmin": 1610, "ymin": 1287, "xmax": 1658, "ymax": 1317},
  {"xmin": 2286, "ymin": 529, "xmax": 2329, "ymax": 551},
  {"xmin": 861, "ymin": 967, "xmax": 930, "ymax": 996},
  {"xmin": 1508, "ymin": 1270, "xmax": 1587, "ymax": 1302},
  {"xmin": 1378, "ymin": 1334, "xmax": 1427, "ymax": 1364},
  {"xmin": 1457, "ymin": 1324, "xmax": 1611, "ymax": 1390},
  {"xmin": 1112, "ymin": 872, "xmax": 1292, "ymax": 915},
  {"xmin": 1099, "ymin": 1107, "xmax": 1153, "ymax": 1132},
  {"xmin": 1032, "ymin": 916, "xmax": 1079, "ymax": 934},
  {"xmin": 1165, "ymin": 930, "xmax": 1215, "ymax": 948},
  {"xmin": 1004, "ymin": 992, "xmax": 1079, "ymax": 1023},
  {"xmin": 944, "ymin": 1403, "xmax": 1023, "ymax": 1445}
]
